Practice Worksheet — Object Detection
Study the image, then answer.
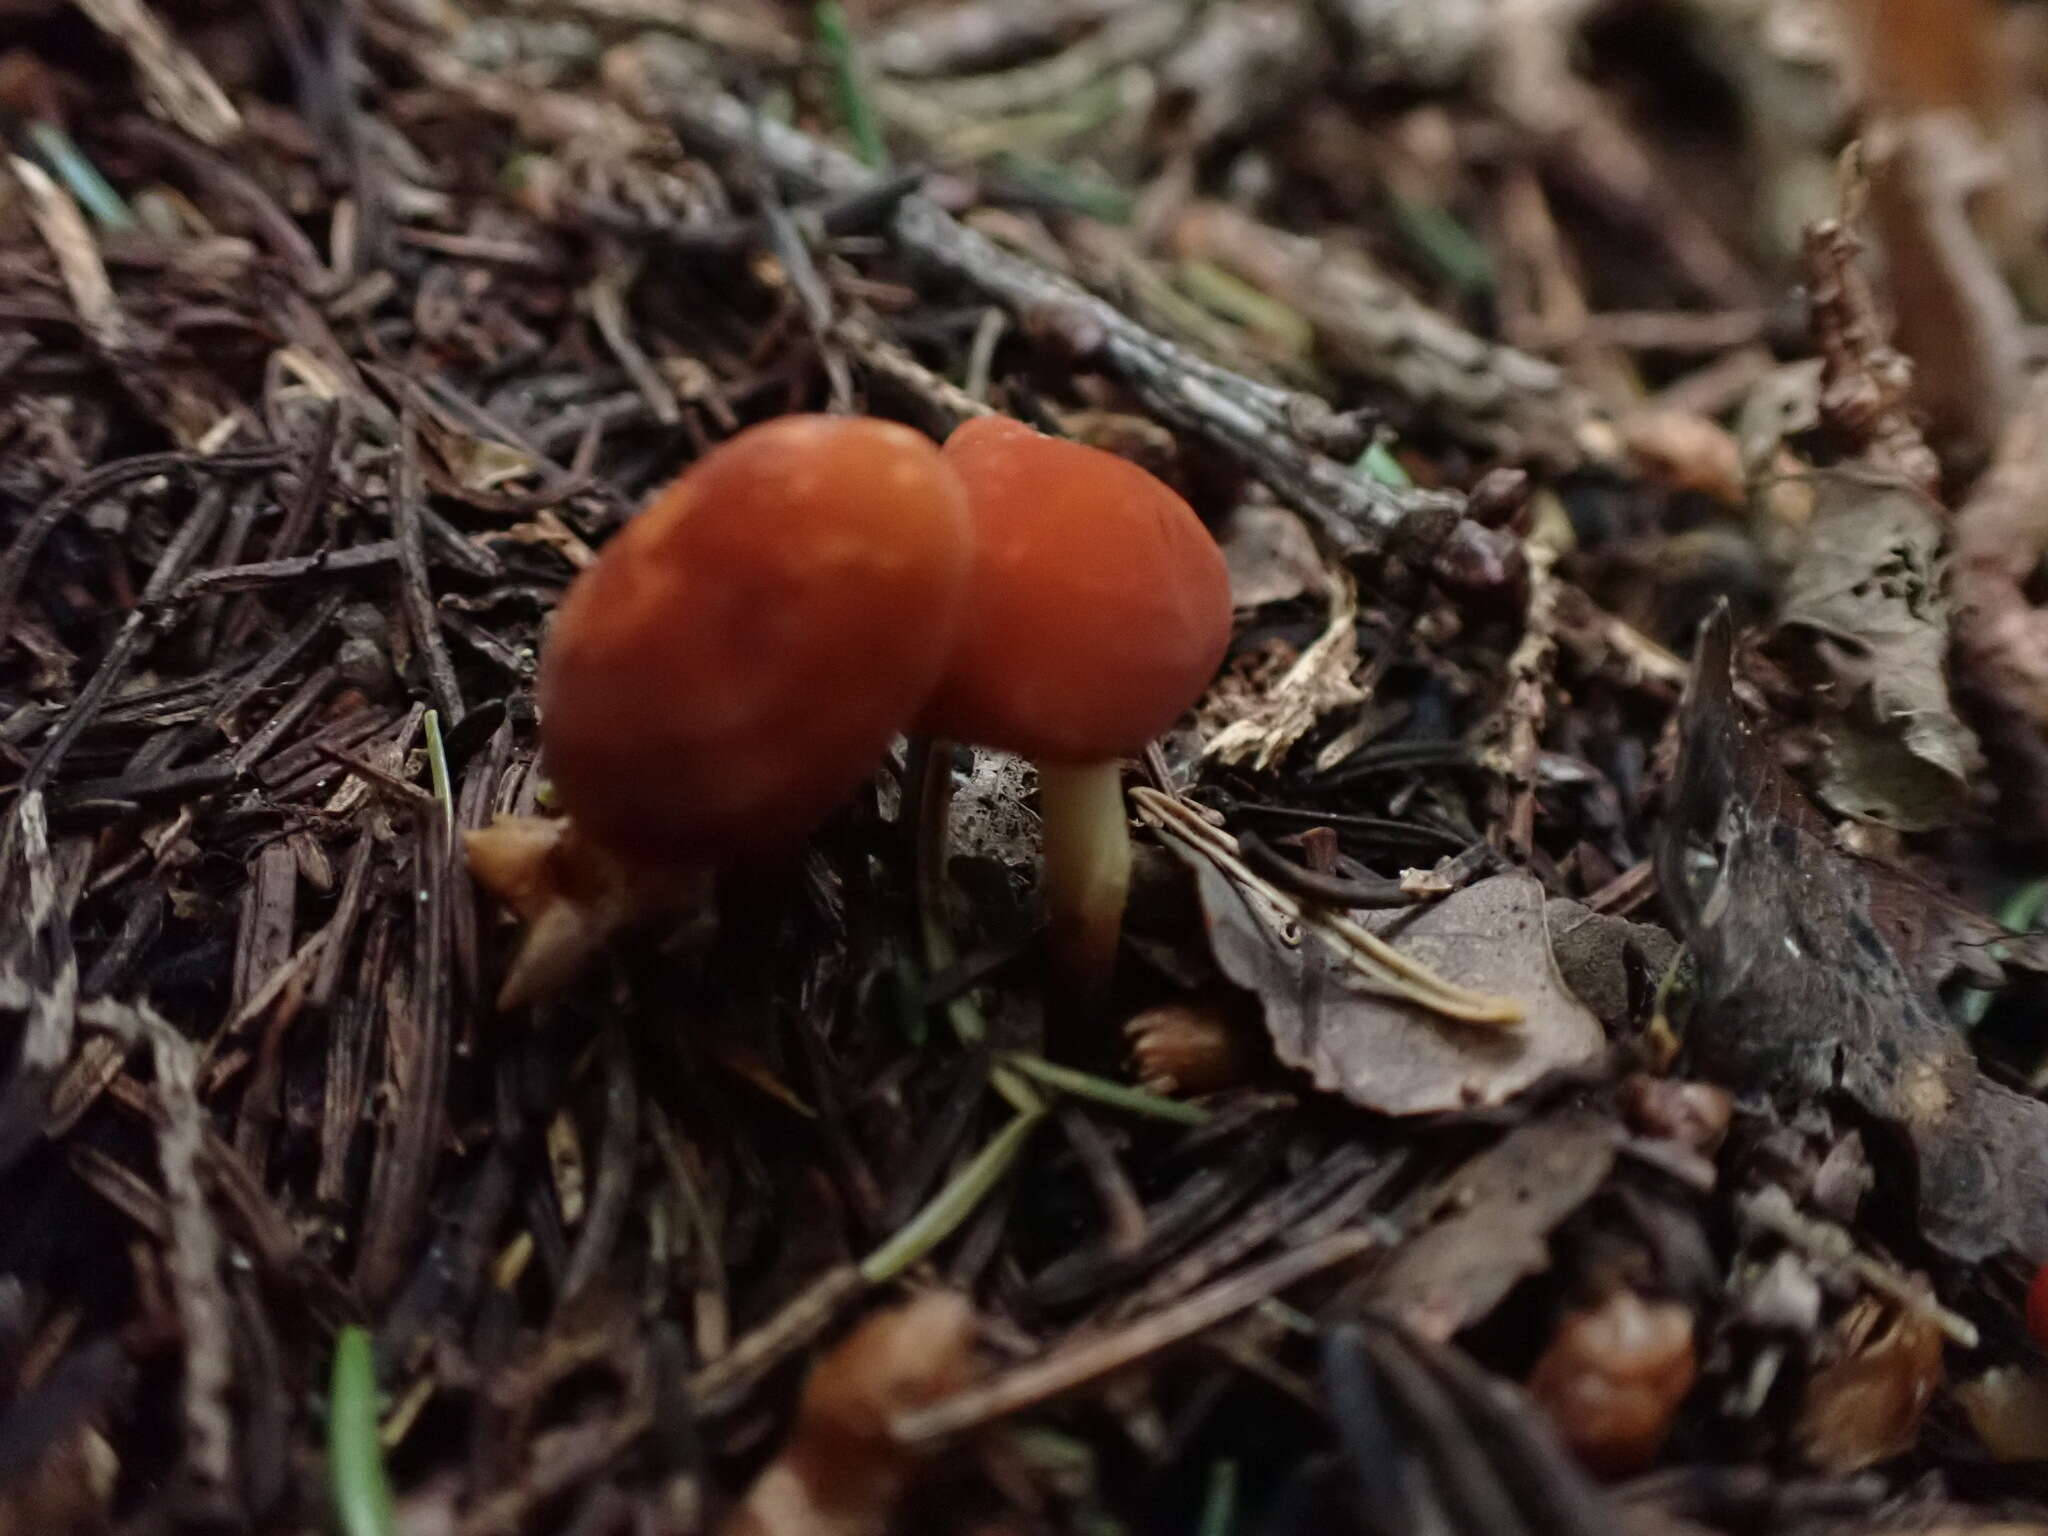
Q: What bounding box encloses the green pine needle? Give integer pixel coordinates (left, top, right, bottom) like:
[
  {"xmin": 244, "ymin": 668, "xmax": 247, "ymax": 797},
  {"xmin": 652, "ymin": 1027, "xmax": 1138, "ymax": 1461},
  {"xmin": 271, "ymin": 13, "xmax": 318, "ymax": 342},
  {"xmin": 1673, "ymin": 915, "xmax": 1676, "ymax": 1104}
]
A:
[
  {"xmin": 328, "ymin": 1327, "xmax": 396, "ymax": 1536},
  {"xmin": 815, "ymin": 3, "xmax": 887, "ymax": 168}
]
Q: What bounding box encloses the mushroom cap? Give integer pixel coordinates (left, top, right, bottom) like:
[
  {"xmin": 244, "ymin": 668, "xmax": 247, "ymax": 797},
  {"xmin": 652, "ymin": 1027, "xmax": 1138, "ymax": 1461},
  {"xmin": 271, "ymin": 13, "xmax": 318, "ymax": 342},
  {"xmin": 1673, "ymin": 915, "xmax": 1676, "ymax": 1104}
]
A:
[
  {"xmin": 537, "ymin": 415, "xmax": 972, "ymax": 866},
  {"xmin": 911, "ymin": 415, "xmax": 1233, "ymax": 762}
]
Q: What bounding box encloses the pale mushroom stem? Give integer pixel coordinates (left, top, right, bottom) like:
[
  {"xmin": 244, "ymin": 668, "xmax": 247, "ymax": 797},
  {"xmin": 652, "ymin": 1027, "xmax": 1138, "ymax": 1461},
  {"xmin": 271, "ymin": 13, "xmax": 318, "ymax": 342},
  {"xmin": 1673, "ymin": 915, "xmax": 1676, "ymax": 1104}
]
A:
[{"xmin": 1035, "ymin": 758, "xmax": 1132, "ymax": 1008}]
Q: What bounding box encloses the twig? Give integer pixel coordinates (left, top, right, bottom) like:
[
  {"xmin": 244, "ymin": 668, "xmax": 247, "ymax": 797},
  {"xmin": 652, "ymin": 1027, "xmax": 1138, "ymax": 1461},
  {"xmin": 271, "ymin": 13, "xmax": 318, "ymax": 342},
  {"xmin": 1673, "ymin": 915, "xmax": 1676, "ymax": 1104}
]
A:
[
  {"xmin": 209, "ymin": 591, "xmax": 347, "ymax": 733},
  {"xmin": 587, "ymin": 251, "xmax": 681, "ymax": 426},
  {"xmin": 141, "ymin": 1003, "xmax": 237, "ymax": 1491},
  {"xmin": 650, "ymin": 85, "xmax": 1474, "ymax": 567},
  {"xmin": 687, "ymin": 1264, "xmax": 866, "ymax": 1414},
  {"xmin": 0, "ymin": 794, "xmax": 78, "ymax": 1175},
  {"xmin": 177, "ymin": 542, "xmax": 401, "ymax": 601},
  {"xmin": 561, "ymin": 1025, "xmax": 638, "ymax": 1301},
  {"xmin": 1802, "ymin": 214, "xmax": 1940, "ymax": 494},
  {"xmin": 118, "ymin": 119, "xmax": 330, "ymax": 289},
  {"xmin": 750, "ymin": 167, "xmax": 855, "ymax": 410},
  {"xmin": 354, "ymin": 809, "xmax": 455, "ymax": 1302},
  {"xmin": 75, "ymin": 0, "xmax": 241, "ymax": 145},
  {"xmin": 501, "ymin": 0, "xmax": 800, "ymax": 64},
  {"xmin": 0, "ymin": 445, "xmax": 289, "ymax": 653},
  {"xmin": 832, "ymin": 315, "xmax": 993, "ymax": 426},
  {"xmin": 392, "ymin": 409, "xmax": 465, "ymax": 723},
  {"xmin": 1738, "ymin": 1185, "xmax": 1977, "ymax": 1347},
  {"xmin": 1489, "ymin": 539, "xmax": 1562, "ymax": 861},
  {"xmin": 1170, "ymin": 202, "xmax": 1598, "ymax": 468},
  {"xmin": 883, "ymin": 0, "xmax": 1184, "ymax": 118},
  {"xmin": 24, "ymin": 483, "xmax": 233, "ymax": 793},
  {"xmin": 869, "ymin": 0, "xmax": 1133, "ymax": 78}
]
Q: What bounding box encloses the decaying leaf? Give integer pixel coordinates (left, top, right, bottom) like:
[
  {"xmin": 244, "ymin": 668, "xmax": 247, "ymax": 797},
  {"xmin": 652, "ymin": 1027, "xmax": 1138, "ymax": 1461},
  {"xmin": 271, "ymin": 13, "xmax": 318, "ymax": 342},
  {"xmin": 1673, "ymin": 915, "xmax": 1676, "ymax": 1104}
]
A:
[
  {"xmin": 1361, "ymin": 1110, "xmax": 1621, "ymax": 1340},
  {"xmin": 1796, "ymin": 1293, "xmax": 1944, "ymax": 1473},
  {"xmin": 1657, "ymin": 608, "xmax": 2048, "ymax": 1262},
  {"xmin": 1773, "ymin": 466, "xmax": 1980, "ymax": 830},
  {"xmin": 1218, "ymin": 503, "xmax": 1328, "ymax": 609},
  {"xmin": 1141, "ymin": 793, "xmax": 1596, "ymax": 1114},
  {"xmin": 1544, "ymin": 899, "xmax": 1681, "ymax": 1032},
  {"xmin": 948, "ymin": 748, "xmax": 1041, "ymax": 878}
]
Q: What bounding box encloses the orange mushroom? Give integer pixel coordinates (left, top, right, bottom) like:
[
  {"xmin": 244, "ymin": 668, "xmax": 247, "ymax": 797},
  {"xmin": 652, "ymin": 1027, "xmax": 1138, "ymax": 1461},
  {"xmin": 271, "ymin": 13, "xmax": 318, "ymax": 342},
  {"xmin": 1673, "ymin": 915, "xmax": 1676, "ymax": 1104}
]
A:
[
  {"xmin": 467, "ymin": 414, "xmax": 974, "ymax": 1007},
  {"xmin": 913, "ymin": 415, "xmax": 1233, "ymax": 1007}
]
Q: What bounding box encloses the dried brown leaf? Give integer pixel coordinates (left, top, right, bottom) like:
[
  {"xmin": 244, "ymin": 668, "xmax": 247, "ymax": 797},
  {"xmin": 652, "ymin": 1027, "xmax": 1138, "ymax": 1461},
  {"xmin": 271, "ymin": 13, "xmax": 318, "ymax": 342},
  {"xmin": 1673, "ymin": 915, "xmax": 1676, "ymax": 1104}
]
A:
[
  {"xmin": 1218, "ymin": 503, "xmax": 1326, "ymax": 610},
  {"xmin": 1364, "ymin": 1110, "xmax": 1620, "ymax": 1340},
  {"xmin": 1774, "ymin": 466, "xmax": 1980, "ymax": 830},
  {"xmin": 1150, "ymin": 799, "xmax": 1599, "ymax": 1113}
]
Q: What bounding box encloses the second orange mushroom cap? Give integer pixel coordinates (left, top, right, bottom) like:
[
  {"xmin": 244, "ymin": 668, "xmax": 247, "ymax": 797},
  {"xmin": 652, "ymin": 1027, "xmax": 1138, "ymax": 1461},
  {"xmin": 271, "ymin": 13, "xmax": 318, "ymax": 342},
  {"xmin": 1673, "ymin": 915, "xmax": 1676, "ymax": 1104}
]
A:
[{"xmin": 911, "ymin": 415, "xmax": 1235, "ymax": 759}]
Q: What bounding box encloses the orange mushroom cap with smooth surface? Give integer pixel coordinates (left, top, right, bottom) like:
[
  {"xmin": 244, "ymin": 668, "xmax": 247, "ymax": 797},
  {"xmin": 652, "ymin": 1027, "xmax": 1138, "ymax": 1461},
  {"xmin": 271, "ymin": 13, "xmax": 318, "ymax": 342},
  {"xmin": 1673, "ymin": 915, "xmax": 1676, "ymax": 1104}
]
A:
[
  {"xmin": 538, "ymin": 413, "xmax": 973, "ymax": 866},
  {"xmin": 910, "ymin": 414, "xmax": 1233, "ymax": 760},
  {"xmin": 910, "ymin": 414, "xmax": 1233, "ymax": 1012}
]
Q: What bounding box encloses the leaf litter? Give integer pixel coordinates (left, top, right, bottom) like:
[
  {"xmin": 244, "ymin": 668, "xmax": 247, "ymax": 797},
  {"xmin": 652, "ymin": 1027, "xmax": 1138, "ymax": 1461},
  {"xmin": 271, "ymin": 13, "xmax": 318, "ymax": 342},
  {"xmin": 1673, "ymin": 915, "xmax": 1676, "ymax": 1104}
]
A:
[{"xmin": 10, "ymin": 2, "xmax": 2048, "ymax": 1532}]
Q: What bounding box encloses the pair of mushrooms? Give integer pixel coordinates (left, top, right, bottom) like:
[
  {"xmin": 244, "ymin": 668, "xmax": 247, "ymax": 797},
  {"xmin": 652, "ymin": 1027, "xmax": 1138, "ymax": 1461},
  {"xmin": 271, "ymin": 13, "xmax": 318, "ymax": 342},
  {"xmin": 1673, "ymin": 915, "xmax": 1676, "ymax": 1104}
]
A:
[{"xmin": 468, "ymin": 412, "xmax": 1232, "ymax": 1009}]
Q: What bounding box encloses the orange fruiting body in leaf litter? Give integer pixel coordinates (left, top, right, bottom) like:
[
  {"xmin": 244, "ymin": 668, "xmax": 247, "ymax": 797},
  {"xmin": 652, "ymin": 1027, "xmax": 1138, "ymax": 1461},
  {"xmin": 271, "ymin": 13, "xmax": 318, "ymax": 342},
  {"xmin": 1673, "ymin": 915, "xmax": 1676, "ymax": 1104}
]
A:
[
  {"xmin": 912, "ymin": 414, "xmax": 1233, "ymax": 763},
  {"xmin": 908, "ymin": 414, "xmax": 1233, "ymax": 1008},
  {"xmin": 538, "ymin": 414, "xmax": 974, "ymax": 867}
]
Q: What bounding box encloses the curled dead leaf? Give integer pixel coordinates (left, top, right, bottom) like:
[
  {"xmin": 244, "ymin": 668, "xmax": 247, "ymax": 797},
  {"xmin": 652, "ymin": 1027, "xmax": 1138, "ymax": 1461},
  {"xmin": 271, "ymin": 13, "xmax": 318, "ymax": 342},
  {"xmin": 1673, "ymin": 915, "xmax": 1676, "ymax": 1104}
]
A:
[{"xmin": 1134, "ymin": 788, "xmax": 1525, "ymax": 1036}]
